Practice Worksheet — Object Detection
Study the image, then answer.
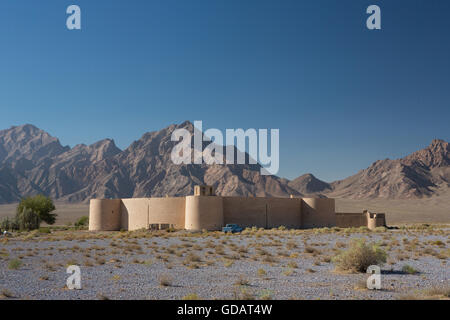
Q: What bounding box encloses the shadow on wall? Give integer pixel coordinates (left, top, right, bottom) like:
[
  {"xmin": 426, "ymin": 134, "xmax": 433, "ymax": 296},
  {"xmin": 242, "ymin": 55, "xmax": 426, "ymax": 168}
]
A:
[{"xmin": 301, "ymin": 198, "xmax": 336, "ymax": 228}]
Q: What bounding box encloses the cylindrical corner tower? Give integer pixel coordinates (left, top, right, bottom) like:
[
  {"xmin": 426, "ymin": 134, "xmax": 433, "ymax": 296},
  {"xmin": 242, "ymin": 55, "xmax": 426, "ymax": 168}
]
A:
[
  {"xmin": 89, "ymin": 199, "xmax": 121, "ymax": 231},
  {"xmin": 301, "ymin": 198, "xmax": 336, "ymax": 228},
  {"xmin": 185, "ymin": 195, "xmax": 223, "ymax": 231}
]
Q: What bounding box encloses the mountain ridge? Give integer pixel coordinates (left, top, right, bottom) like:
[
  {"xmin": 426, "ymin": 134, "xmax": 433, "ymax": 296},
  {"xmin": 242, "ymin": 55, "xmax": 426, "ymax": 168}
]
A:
[
  {"xmin": 289, "ymin": 139, "xmax": 450, "ymax": 199},
  {"xmin": 0, "ymin": 122, "xmax": 299, "ymax": 203},
  {"xmin": 0, "ymin": 122, "xmax": 448, "ymax": 203}
]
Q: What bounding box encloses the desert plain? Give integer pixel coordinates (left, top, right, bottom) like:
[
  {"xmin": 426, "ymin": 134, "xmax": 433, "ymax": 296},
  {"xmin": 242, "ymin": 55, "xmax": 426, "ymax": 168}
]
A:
[{"xmin": 0, "ymin": 198, "xmax": 448, "ymax": 300}]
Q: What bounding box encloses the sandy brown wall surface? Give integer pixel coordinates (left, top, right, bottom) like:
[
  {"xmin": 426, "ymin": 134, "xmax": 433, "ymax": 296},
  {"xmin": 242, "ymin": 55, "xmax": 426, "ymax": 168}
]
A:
[
  {"xmin": 222, "ymin": 197, "xmax": 302, "ymax": 229},
  {"xmin": 121, "ymin": 198, "xmax": 149, "ymax": 231},
  {"xmin": 335, "ymin": 213, "xmax": 367, "ymax": 228},
  {"xmin": 185, "ymin": 196, "xmax": 223, "ymax": 231},
  {"xmin": 148, "ymin": 197, "xmax": 186, "ymax": 229},
  {"xmin": 266, "ymin": 198, "xmax": 301, "ymax": 228},
  {"xmin": 89, "ymin": 199, "xmax": 121, "ymax": 231},
  {"xmin": 222, "ymin": 197, "xmax": 268, "ymax": 228},
  {"xmin": 301, "ymin": 198, "xmax": 336, "ymax": 228}
]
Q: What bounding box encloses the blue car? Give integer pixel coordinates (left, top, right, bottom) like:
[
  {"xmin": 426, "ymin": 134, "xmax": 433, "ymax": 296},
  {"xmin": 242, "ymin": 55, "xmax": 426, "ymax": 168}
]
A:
[{"xmin": 222, "ymin": 224, "xmax": 243, "ymax": 233}]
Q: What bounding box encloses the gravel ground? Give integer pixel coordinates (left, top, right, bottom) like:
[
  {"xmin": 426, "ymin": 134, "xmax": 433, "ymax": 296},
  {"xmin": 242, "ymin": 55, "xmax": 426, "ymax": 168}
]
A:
[{"xmin": 0, "ymin": 226, "xmax": 448, "ymax": 300}]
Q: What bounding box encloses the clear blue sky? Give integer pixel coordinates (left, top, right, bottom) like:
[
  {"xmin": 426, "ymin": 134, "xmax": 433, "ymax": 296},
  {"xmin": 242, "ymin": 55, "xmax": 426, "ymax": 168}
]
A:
[{"xmin": 0, "ymin": 0, "xmax": 449, "ymax": 181}]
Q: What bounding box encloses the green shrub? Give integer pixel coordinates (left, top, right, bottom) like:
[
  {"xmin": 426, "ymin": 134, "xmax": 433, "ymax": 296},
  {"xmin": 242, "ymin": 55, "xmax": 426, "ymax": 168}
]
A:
[
  {"xmin": 39, "ymin": 227, "xmax": 51, "ymax": 234},
  {"xmin": 16, "ymin": 208, "xmax": 40, "ymax": 231},
  {"xmin": 17, "ymin": 195, "xmax": 56, "ymax": 225},
  {"xmin": 333, "ymin": 239, "xmax": 387, "ymax": 273},
  {"xmin": 402, "ymin": 265, "xmax": 419, "ymax": 274},
  {"xmin": 0, "ymin": 217, "xmax": 18, "ymax": 231},
  {"xmin": 75, "ymin": 216, "xmax": 89, "ymax": 227},
  {"xmin": 8, "ymin": 259, "xmax": 22, "ymax": 270}
]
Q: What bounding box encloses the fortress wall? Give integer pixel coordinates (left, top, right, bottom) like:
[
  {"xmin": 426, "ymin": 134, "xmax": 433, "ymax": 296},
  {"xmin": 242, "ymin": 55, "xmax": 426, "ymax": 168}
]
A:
[
  {"xmin": 375, "ymin": 214, "xmax": 386, "ymax": 227},
  {"xmin": 366, "ymin": 212, "xmax": 386, "ymax": 230},
  {"xmin": 185, "ymin": 196, "xmax": 223, "ymax": 231},
  {"xmin": 120, "ymin": 198, "xmax": 149, "ymax": 231},
  {"xmin": 335, "ymin": 213, "xmax": 367, "ymax": 228},
  {"xmin": 148, "ymin": 197, "xmax": 186, "ymax": 229},
  {"xmin": 301, "ymin": 198, "xmax": 336, "ymax": 228},
  {"xmin": 88, "ymin": 192, "xmax": 376, "ymax": 232},
  {"xmin": 89, "ymin": 199, "xmax": 121, "ymax": 231},
  {"xmin": 266, "ymin": 198, "xmax": 302, "ymax": 228},
  {"xmin": 222, "ymin": 197, "xmax": 268, "ymax": 228}
]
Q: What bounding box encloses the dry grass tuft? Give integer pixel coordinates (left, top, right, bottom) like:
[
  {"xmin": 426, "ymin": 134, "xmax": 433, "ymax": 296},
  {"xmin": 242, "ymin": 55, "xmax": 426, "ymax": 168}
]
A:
[{"xmin": 8, "ymin": 259, "xmax": 22, "ymax": 270}]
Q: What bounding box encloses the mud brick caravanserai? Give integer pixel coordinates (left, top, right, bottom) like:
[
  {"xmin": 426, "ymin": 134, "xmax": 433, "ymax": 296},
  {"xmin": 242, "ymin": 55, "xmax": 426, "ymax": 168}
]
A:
[{"xmin": 89, "ymin": 185, "xmax": 386, "ymax": 232}]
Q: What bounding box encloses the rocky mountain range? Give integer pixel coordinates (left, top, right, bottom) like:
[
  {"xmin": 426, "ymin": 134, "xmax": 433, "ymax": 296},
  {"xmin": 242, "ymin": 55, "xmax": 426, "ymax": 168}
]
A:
[
  {"xmin": 0, "ymin": 122, "xmax": 298, "ymax": 203},
  {"xmin": 0, "ymin": 122, "xmax": 448, "ymax": 203},
  {"xmin": 288, "ymin": 139, "xmax": 450, "ymax": 199},
  {"xmin": 323, "ymin": 139, "xmax": 450, "ymax": 199}
]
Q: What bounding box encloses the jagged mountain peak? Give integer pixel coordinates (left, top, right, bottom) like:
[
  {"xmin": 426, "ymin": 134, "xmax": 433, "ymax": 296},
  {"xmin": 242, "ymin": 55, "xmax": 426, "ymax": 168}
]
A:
[
  {"xmin": 402, "ymin": 139, "xmax": 450, "ymax": 168},
  {"xmin": 288, "ymin": 173, "xmax": 331, "ymax": 195},
  {"xmin": 0, "ymin": 124, "xmax": 69, "ymax": 163}
]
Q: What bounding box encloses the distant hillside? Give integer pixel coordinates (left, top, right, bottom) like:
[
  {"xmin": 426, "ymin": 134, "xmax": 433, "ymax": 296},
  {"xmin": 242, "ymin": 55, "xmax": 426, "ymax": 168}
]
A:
[
  {"xmin": 289, "ymin": 139, "xmax": 450, "ymax": 199},
  {"xmin": 287, "ymin": 173, "xmax": 331, "ymax": 196}
]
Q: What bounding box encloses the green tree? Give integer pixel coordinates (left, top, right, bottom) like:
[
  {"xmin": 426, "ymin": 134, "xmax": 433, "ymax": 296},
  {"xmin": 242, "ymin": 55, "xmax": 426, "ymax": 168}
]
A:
[
  {"xmin": 16, "ymin": 195, "xmax": 57, "ymax": 225},
  {"xmin": 16, "ymin": 207, "xmax": 40, "ymax": 231}
]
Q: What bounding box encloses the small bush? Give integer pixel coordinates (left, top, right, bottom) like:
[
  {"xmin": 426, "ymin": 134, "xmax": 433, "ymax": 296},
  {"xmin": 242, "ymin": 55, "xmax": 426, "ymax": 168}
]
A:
[
  {"xmin": 184, "ymin": 253, "xmax": 202, "ymax": 263},
  {"xmin": 39, "ymin": 227, "xmax": 51, "ymax": 234},
  {"xmin": 8, "ymin": 259, "xmax": 22, "ymax": 270},
  {"xmin": 333, "ymin": 239, "xmax": 387, "ymax": 273},
  {"xmin": 0, "ymin": 217, "xmax": 18, "ymax": 231},
  {"xmin": 75, "ymin": 216, "xmax": 89, "ymax": 227},
  {"xmin": 304, "ymin": 246, "xmax": 321, "ymax": 255},
  {"xmin": 402, "ymin": 265, "xmax": 419, "ymax": 274},
  {"xmin": 224, "ymin": 259, "xmax": 234, "ymax": 267},
  {"xmin": 158, "ymin": 274, "xmax": 173, "ymax": 287}
]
